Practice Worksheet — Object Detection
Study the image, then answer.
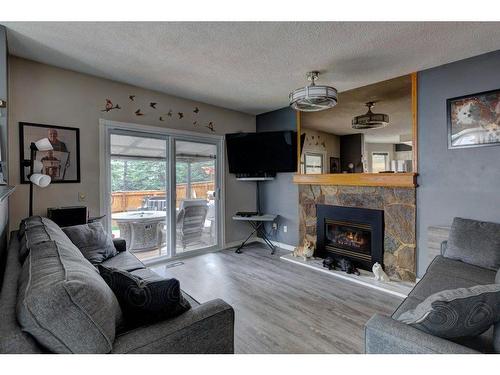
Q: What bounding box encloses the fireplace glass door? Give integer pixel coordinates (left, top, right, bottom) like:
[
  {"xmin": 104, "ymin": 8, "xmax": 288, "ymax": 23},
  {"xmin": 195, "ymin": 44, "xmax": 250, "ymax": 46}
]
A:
[{"xmin": 325, "ymin": 220, "xmax": 372, "ymax": 259}]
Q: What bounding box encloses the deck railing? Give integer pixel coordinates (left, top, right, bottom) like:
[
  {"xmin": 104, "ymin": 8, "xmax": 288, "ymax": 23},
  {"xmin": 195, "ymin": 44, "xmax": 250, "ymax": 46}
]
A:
[{"xmin": 111, "ymin": 181, "xmax": 215, "ymax": 213}]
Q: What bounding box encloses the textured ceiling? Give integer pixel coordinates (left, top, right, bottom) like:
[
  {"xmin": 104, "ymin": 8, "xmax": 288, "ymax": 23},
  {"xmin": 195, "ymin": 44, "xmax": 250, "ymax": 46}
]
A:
[
  {"xmin": 303, "ymin": 75, "xmax": 412, "ymax": 143},
  {"xmin": 3, "ymin": 22, "xmax": 500, "ymax": 114}
]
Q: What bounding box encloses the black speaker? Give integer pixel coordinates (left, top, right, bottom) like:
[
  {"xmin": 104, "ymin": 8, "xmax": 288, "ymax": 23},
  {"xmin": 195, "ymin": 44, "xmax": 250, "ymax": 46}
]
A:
[{"xmin": 47, "ymin": 206, "xmax": 88, "ymax": 228}]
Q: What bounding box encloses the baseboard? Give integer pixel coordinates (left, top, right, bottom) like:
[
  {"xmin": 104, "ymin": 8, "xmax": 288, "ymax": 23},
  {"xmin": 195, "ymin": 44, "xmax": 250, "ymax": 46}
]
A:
[
  {"xmin": 147, "ymin": 238, "xmax": 295, "ymax": 267},
  {"xmin": 146, "ymin": 241, "xmax": 242, "ymax": 267},
  {"xmin": 254, "ymin": 237, "xmax": 295, "ymax": 252},
  {"xmin": 225, "ymin": 238, "xmax": 295, "ymax": 252}
]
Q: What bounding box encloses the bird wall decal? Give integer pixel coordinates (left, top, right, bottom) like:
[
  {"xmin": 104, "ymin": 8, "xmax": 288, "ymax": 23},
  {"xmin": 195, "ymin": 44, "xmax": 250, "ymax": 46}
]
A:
[
  {"xmin": 193, "ymin": 107, "xmax": 199, "ymax": 113},
  {"xmin": 101, "ymin": 99, "xmax": 121, "ymax": 112},
  {"xmin": 178, "ymin": 112, "xmax": 184, "ymax": 119},
  {"xmin": 129, "ymin": 95, "xmax": 135, "ymax": 101},
  {"xmin": 159, "ymin": 116, "xmax": 164, "ymax": 121},
  {"xmin": 150, "ymin": 102, "xmax": 157, "ymax": 109},
  {"xmin": 206, "ymin": 122, "xmax": 215, "ymax": 132},
  {"xmin": 167, "ymin": 110, "xmax": 172, "ymax": 117},
  {"xmin": 193, "ymin": 121, "xmax": 198, "ymax": 126},
  {"xmin": 135, "ymin": 109, "xmax": 144, "ymax": 116}
]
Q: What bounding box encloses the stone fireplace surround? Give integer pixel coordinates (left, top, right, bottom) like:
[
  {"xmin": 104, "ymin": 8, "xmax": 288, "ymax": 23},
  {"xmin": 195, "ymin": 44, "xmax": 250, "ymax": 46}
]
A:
[{"xmin": 299, "ymin": 184, "xmax": 416, "ymax": 282}]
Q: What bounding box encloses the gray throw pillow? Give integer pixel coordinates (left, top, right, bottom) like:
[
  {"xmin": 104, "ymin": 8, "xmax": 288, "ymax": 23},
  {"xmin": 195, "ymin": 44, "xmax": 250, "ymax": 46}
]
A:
[
  {"xmin": 397, "ymin": 284, "xmax": 500, "ymax": 339},
  {"xmin": 63, "ymin": 222, "xmax": 117, "ymax": 265},
  {"xmin": 444, "ymin": 217, "xmax": 500, "ymax": 270}
]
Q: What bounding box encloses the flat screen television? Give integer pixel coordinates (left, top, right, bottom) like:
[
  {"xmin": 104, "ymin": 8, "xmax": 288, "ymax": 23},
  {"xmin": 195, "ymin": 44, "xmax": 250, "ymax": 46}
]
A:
[{"xmin": 226, "ymin": 131, "xmax": 299, "ymax": 176}]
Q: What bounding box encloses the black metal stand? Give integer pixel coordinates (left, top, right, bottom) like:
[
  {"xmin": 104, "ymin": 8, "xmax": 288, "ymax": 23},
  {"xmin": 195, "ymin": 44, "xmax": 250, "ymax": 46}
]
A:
[
  {"xmin": 28, "ymin": 144, "xmax": 36, "ymax": 217},
  {"xmin": 235, "ymin": 220, "xmax": 276, "ymax": 255}
]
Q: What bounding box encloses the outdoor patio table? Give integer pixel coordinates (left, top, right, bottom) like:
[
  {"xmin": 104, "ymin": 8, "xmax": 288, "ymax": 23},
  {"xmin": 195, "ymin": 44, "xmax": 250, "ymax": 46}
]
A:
[{"xmin": 112, "ymin": 210, "xmax": 166, "ymax": 252}]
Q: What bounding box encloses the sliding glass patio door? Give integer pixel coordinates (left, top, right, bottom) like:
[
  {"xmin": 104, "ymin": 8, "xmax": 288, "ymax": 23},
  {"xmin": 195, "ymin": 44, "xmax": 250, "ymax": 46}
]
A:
[
  {"xmin": 109, "ymin": 132, "xmax": 169, "ymax": 262},
  {"xmin": 174, "ymin": 140, "xmax": 218, "ymax": 254},
  {"xmin": 103, "ymin": 123, "xmax": 222, "ymax": 262}
]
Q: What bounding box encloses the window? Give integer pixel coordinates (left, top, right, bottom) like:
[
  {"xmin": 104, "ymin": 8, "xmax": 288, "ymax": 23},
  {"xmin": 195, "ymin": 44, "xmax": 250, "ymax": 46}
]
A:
[
  {"xmin": 371, "ymin": 152, "xmax": 389, "ymax": 173},
  {"xmin": 303, "ymin": 152, "xmax": 324, "ymax": 174}
]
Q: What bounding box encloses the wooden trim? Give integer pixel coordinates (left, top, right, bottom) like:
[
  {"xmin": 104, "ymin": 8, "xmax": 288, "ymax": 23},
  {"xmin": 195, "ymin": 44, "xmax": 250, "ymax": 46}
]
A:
[
  {"xmin": 296, "ymin": 110, "xmax": 301, "ymax": 173},
  {"xmin": 292, "ymin": 172, "xmax": 417, "ymax": 188},
  {"xmin": 411, "ymin": 72, "xmax": 418, "ymax": 173}
]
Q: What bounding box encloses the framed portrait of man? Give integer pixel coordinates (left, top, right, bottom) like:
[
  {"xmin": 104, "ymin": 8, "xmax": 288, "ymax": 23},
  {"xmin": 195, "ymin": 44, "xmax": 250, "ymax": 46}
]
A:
[{"xmin": 19, "ymin": 122, "xmax": 81, "ymax": 183}]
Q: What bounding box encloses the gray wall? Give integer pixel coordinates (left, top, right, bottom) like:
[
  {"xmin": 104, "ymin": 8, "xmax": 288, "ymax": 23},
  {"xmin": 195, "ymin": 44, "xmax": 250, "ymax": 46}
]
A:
[
  {"xmin": 0, "ymin": 26, "xmax": 8, "ymax": 286},
  {"xmin": 417, "ymin": 50, "xmax": 500, "ymax": 276},
  {"xmin": 256, "ymin": 107, "xmax": 299, "ymax": 246}
]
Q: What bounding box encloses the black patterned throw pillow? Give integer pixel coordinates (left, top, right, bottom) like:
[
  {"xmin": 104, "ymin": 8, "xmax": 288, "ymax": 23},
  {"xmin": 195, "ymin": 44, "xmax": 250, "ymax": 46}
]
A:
[
  {"xmin": 98, "ymin": 265, "xmax": 191, "ymax": 325},
  {"xmin": 397, "ymin": 284, "xmax": 500, "ymax": 339}
]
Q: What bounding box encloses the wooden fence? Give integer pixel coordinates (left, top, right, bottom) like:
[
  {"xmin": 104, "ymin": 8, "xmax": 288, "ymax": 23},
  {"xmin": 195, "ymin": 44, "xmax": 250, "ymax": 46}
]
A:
[{"xmin": 111, "ymin": 181, "xmax": 215, "ymax": 213}]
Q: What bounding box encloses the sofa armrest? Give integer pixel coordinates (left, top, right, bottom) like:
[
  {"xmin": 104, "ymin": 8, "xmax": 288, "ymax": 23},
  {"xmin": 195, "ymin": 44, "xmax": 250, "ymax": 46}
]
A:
[
  {"xmin": 111, "ymin": 299, "xmax": 234, "ymax": 354},
  {"xmin": 112, "ymin": 238, "xmax": 127, "ymax": 253},
  {"xmin": 365, "ymin": 314, "xmax": 480, "ymax": 354}
]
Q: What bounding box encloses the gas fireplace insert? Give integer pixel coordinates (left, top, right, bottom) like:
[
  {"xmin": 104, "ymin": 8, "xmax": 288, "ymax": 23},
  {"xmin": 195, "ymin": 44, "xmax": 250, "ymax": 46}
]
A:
[{"xmin": 316, "ymin": 205, "xmax": 384, "ymax": 271}]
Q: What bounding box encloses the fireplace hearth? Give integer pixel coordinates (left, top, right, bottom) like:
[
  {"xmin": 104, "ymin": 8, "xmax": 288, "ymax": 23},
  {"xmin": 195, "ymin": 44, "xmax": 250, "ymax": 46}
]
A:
[{"xmin": 316, "ymin": 205, "xmax": 383, "ymax": 271}]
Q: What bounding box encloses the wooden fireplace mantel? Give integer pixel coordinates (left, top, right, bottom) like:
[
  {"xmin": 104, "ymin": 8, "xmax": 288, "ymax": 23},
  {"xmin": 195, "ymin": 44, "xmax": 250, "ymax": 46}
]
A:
[{"xmin": 292, "ymin": 172, "xmax": 418, "ymax": 188}]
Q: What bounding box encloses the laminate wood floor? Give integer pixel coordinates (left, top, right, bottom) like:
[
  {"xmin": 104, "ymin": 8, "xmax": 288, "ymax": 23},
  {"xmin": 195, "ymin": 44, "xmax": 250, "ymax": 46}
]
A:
[{"xmin": 152, "ymin": 244, "xmax": 402, "ymax": 354}]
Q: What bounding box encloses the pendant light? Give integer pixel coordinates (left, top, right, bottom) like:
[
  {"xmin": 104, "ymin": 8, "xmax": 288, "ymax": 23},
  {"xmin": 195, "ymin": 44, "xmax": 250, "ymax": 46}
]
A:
[{"xmin": 352, "ymin": 101, "xmax": 389, "ymax": 129}]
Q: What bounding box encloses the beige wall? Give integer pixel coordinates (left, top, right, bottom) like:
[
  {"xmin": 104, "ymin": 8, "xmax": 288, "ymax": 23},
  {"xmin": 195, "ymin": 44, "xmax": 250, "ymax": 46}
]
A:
[
  {"xmin": 300, "ymin": 127, "xmax": 340, "ymax": 173},
  {"xmin": 8, "ymin": 57, "xmax": 256, "ymax": 243}
]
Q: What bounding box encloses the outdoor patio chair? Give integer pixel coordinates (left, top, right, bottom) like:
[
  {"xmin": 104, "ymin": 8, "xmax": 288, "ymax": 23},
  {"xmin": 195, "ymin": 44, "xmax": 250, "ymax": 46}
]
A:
[
  {"xmin": 176, "ymin": 199, "xmax": 208, "ymax": 249},
  {"xmin": 141, "ymin": 195, "xmax": 167, "ymax": 211}
]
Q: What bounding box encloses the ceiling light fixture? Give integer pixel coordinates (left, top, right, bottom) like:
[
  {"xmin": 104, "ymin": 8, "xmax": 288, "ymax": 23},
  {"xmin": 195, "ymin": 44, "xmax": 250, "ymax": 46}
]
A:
[
  {"xmin": 289, "ymin": 71, "xmax": 338, "ymax": 112},
  {"xmin": 352, "ymin": 101, "xmax": 389, "ymax": 129}
]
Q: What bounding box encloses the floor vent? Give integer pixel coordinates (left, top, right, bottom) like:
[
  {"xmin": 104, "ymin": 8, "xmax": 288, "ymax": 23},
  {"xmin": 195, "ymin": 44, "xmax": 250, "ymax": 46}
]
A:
[{"xmin": 165, "ymin": 261, "xmax": 184, "ymax": 269}]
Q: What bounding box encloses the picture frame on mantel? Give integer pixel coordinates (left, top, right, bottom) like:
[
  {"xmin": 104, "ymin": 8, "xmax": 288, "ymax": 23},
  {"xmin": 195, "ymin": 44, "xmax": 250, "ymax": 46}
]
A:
[
  {"xmin": 447, "ymin": 88, "xmax": 500, "ymax": 149},
  {"xmin": 19, "ymin": 122, "xmax": 81, "ymax": 184}
]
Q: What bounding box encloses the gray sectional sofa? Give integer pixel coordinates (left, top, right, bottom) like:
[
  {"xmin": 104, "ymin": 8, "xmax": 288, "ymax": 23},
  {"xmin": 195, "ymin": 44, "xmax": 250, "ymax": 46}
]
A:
[
  {"xmin": 365, "ymin": 218, "xmax": 500, "ymax": 354},
  {"xmin": 0, "ymin": 217, "xmax": 234, "ymax": 354}
]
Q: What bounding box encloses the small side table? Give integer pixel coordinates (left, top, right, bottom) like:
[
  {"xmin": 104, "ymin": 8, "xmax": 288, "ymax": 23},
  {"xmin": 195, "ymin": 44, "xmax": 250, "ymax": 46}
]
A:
[{"xmin": 232, "ymin": 214, "xmax": 278, "ymax": 254}]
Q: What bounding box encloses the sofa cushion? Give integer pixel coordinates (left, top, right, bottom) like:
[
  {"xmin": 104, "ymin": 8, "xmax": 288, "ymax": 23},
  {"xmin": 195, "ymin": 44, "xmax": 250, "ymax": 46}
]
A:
[
  {"xmin": 18, "ymin": 216, "xmax": 81, "ymax": 262},
  {"xmin": 494, "ymin": 323, "xmax": 500, "ymax": 353},
  {"xmin": 130, "ymin": 268, "xmax": 165, "ymax": 281},
  {"xmin": 409, "ymin": 256, "xmax": 496, "ymax": 302},
  {"xmin": 495, "ymin": 269, "xmax": 500, "ymax": 353},
  {"xmin": 392, "ymin": 296, "xmax": 424, "ymax": 320},
  {"xmin": 100, "ymin": 251, "xmax": 145, "ymax": 272},
  {"xmin": 18, "ymin": 216, "xmax": 44, "ymax": 239},
  {"xmin": 445, "ymin": 217, "xmax": 500, "ymax": 270},
  {"xmin": 17, "ymin": 240, "xmax": 123, "ymax": 353},
  {"xmin": 19, "ymin": 225, "xmax": 50, "ymax": 261},
  {"xmin": 62, "ymin": 222, "xmax": 117, "ymax": 265},
  {"xmin": 0, "ymin": 232, "xmax": 44, "ymax": 353},
  {"xmin": 98, "ymin": 265, "xmax": 191, "ymax": 326},
  {"xmin": 397, "ymin": 284, "xmax": 500, "ymax": 339},
  {"xmin": 129, "ymin": 268, "xmax": 200, "ymax": 307}
]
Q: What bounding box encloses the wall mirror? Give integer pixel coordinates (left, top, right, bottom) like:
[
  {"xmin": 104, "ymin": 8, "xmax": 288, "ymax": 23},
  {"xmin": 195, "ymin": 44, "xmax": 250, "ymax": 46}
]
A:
[{"xmin": 297, "ymin": 74, "xmax": 417, "ymax": 176}]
